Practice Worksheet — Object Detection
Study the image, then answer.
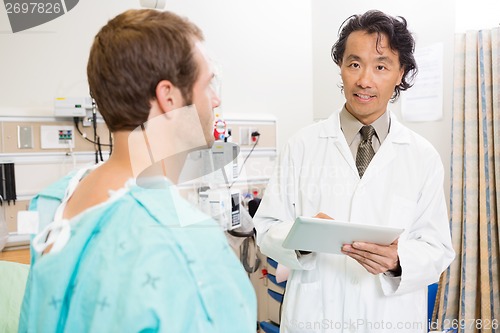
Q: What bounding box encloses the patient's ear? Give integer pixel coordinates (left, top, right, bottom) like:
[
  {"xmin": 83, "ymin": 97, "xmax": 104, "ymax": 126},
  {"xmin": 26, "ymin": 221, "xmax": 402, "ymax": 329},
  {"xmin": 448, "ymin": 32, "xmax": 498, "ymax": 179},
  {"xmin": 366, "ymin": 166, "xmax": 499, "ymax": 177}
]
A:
[{"xmin": 155, "ymin": 80, "xmax": 184, "ymax": 113}]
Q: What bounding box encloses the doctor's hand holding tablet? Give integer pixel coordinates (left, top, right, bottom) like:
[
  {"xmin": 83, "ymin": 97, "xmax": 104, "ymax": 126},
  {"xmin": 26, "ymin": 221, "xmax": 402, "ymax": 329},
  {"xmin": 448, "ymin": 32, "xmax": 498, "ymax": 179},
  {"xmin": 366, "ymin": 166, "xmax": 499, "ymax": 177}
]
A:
[{"xmin": 283, "ymin": 211, "xmax": 404, "ymax": 275}]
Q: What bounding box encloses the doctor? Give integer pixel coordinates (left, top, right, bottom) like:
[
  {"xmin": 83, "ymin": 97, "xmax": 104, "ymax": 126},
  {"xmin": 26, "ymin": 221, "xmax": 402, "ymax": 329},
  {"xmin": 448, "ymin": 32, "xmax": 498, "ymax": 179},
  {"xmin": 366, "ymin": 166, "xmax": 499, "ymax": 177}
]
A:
[{"xmin": 254, "ymin": 10, "xmax": 455, "ymax": 333}]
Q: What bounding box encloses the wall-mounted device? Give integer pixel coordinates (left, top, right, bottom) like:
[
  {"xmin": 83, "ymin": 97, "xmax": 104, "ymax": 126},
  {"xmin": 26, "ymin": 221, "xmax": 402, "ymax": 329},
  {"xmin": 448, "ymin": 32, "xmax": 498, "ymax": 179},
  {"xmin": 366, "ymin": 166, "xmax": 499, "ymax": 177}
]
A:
[
  {"xmin": 40, "ymin": 125, "xmax": 75, "ymax": 149},
  {"xmin": 139, "ymin": 0, "xmax": 166, "ymax": 9},
  {"xmin": 54, "ymin": 97, "xmax": 93, "ymax": 117}
]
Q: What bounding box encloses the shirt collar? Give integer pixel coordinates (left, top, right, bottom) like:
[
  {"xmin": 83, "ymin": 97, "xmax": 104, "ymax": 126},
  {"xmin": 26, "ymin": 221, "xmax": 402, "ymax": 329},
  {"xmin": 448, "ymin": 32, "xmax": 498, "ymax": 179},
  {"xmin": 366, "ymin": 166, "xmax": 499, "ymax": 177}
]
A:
[{"xmin": 339, "ymin": 105, "xmax": 391, "ymax": 145}]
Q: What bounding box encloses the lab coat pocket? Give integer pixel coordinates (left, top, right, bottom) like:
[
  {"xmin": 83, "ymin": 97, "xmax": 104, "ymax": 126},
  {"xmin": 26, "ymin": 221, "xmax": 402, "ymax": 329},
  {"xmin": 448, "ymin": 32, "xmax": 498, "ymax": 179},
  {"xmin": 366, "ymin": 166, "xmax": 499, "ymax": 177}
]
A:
[
  {"xmin": 388, "ymin": 195, "xmax": 417, "ymax": 230},
  {"xmin": 383, "ymin": 289, "xmax": 426, "ymax": 332},
  {"xmin": 282, "ymin": 281, "xmax": 323, "ymax": 333}
]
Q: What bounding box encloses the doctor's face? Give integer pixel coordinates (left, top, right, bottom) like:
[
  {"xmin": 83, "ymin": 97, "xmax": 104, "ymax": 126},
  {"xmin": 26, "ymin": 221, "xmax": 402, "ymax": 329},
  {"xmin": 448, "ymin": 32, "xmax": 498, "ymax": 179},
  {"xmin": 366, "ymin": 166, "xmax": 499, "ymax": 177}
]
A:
[{"xmin": 340, "ymin": 31, "xmax": 404, "ymax": 125}]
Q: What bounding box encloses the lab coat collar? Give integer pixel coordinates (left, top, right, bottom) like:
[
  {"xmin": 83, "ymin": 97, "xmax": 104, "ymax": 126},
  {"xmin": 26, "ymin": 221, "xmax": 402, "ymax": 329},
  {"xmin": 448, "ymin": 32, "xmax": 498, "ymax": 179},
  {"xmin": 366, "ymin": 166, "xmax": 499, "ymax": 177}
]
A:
[
  {"xmin": 385, "ymin": 112, "xmax": 411, "ymax": 144},
  {"xmin": 318, "ymin": 109, "xmax": 411, "ymax": 145},
  {"xmin": 317, "ymin": 111, "xmax": 342, "ymax": 138}
]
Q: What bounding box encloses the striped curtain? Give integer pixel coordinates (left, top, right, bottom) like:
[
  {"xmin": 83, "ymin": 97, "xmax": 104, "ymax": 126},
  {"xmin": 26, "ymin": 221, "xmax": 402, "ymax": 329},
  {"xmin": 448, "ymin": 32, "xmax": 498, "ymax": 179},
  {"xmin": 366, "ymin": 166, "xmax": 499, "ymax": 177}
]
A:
[{"xmin": 434, "ymin": 29, "xmax": 500, "ymax": 333}]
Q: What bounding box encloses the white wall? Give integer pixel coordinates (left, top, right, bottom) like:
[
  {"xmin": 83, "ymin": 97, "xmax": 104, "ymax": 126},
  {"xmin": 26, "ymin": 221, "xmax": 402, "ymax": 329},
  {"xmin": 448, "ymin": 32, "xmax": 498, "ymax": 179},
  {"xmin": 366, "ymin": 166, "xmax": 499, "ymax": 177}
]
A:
[
  {"xmin": 0, "ymin": 0, "xmax": 313, "ymax": 149},
  {"xmin": 455, "ymin": 0, "xmax": 500, "ymax": 32},
  {"xmin": 311, "ymin": 0, "xmax": 455, "ymax": 204}
]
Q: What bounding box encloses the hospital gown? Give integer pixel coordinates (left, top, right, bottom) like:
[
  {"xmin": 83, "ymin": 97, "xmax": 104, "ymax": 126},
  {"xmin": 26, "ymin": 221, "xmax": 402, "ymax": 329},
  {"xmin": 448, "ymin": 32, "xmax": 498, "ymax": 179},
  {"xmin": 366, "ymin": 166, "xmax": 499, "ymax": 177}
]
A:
[{"xmin": 19, "ymin": 171, "xmax": 256, "ymax": 333}]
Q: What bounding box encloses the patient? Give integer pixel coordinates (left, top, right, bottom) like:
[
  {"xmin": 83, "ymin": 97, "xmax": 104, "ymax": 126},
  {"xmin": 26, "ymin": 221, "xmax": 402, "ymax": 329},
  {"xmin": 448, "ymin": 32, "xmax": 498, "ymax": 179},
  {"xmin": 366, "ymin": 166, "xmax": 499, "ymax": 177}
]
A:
[{"xmin": 19, "ymin": 9, "xmax": 256, "ymax": 333}]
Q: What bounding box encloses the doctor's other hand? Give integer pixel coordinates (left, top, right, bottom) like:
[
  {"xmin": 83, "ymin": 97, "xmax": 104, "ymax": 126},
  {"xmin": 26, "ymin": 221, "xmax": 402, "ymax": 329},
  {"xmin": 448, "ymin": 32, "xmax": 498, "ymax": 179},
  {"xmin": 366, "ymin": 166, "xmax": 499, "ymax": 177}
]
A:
[{"xmin": 341, "ymin": 239, "xmax": 401, "ymax": 276}]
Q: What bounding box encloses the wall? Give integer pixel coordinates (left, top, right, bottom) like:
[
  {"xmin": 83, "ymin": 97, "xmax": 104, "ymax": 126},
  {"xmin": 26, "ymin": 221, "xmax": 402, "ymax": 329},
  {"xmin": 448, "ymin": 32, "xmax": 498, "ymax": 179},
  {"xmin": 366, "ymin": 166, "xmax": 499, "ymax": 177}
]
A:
[
  {"xmin": 455, "ymin": 0, "xmax": 500, "ymax": 32},
  {"xmin": 0, "ymin": 0, "xmax": 313, "ymax": 149},
  {"xmin": 311, "ymin": 0, "xmax": 455, "ymax": 205}
]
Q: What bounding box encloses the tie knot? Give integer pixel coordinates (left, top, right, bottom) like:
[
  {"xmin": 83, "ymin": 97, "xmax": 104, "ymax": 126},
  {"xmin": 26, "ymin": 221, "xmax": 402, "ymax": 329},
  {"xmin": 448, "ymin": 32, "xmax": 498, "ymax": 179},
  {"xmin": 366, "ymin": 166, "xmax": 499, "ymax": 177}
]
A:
[{"xmin": 360, "ymin": 125, "xmax": 375, "ymax": 141}]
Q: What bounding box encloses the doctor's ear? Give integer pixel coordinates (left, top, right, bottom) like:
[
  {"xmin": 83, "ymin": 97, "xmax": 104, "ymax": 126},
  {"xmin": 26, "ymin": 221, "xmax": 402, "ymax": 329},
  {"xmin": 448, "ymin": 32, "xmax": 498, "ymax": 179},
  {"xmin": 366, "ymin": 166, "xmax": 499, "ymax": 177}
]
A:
[{"xmin": 155, "ymin": 80, "xmax": 183, "ymax": 113}]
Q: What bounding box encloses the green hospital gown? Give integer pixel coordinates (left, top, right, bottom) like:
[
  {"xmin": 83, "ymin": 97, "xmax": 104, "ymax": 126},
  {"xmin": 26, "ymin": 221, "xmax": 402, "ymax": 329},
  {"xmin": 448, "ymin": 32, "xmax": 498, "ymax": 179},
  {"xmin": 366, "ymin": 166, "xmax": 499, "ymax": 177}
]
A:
[{"xmin": 19, "ymin": 171, "xmax": 256, "ymax": 333}]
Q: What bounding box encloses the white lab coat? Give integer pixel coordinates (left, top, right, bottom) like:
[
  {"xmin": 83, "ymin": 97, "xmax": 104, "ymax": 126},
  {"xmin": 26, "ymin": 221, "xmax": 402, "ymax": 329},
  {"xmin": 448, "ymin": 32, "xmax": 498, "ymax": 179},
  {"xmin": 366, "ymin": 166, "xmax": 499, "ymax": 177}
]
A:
[{"xmin": 254, "ymin": 111, "xmax": 455, "ymax": 333}]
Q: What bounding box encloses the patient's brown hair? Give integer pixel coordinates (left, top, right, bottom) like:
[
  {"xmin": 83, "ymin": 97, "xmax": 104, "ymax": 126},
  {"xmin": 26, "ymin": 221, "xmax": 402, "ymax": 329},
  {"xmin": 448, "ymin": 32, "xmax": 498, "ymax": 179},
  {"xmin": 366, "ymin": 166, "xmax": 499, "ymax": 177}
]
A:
[{"xmin": 87, "ymin": 9, "xmax": 204, "ymax": 132}]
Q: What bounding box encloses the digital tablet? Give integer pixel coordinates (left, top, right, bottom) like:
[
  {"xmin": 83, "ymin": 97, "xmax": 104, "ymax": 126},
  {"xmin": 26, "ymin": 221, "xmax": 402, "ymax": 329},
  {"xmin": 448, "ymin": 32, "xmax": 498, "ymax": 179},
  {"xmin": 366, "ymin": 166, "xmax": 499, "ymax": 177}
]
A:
[{"xmin": 282, "ymin": 216, "xmax": 404, "ymax": 255}]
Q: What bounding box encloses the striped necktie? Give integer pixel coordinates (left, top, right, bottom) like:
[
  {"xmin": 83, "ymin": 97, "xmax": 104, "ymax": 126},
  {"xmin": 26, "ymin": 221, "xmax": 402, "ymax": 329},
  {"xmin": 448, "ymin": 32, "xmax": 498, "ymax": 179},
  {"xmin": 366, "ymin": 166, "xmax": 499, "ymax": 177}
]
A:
[{"xmin": 355, "ymin": 125, "xmax": 375, "ymax": 178}]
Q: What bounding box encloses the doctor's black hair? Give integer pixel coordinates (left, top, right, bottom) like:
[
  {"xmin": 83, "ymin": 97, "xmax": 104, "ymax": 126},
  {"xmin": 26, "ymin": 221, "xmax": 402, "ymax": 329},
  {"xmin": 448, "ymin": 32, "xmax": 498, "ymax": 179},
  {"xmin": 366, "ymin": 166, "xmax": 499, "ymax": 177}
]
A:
[{"xmin": 330, "ymin": 10, "xmax": 418, "ymax": 101}]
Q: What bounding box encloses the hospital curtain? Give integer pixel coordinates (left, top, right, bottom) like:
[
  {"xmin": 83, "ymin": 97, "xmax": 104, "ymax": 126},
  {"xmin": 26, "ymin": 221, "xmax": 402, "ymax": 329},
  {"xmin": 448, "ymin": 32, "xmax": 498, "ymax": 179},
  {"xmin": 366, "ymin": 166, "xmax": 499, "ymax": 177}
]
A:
[{"xmin": 434, "ymin": 28, "xmax": 500, "ymax": 333}]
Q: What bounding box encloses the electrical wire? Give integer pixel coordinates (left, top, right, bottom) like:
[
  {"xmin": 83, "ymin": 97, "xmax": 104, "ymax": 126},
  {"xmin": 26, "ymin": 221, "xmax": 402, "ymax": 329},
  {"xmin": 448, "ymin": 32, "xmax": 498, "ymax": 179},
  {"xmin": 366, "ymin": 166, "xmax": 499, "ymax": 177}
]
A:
[
  {"xmin": 239, "ymin": 133, "xmax": 260, "ymax": 177},
  {"xmin": 224, "ymin": 132, "xmax": 262, "ymax": 242},
  {"xmin": 73, "ymin": 117, "xmax": 112, "ymax": 147},
  {"xmin": 109, "ymin": 130, "xmax": 113, "ymax": 156},
  {"xmin": 72, "ymin": 115, "xmax": 112, "ymax": 164},
  {"xmin": 227, "ymin": 228, "xmax": 255, "ymax": 238},
  {"xmin": 229, "ymin": 133, "xmax": 260, "ymax": 189},
  {"xmin": 92, "ymin": 107, "xmax": 103, "ymax": 163},
  {"xmin": 67, "ymin": 140, "xmax": 76, "ymax": 169},
  {"xmin": 240, "ymin": 236, "xmax": 261, "ymax": 274},
  {"xmin": 97, "ymin": 136, "xmax": 104, "ymax": 162}
]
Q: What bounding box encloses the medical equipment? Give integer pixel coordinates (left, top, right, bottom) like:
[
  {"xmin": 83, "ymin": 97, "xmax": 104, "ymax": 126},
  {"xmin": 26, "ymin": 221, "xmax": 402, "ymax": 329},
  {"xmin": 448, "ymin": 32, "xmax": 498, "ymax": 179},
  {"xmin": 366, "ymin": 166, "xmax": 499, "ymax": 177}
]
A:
[
  {"xmin": 0, "ymin": 162, "xmax": 17, "ymax": 205},
  {"xmin": 54, "ymin": 97, "xmax": 93, "ymax": 118},
  {"xmin": 54, "ymin": 97, "xmax": 111, "ymax": 163},
  {"xmin": 200, "ymin": 188, "xmax": 241, "ymax": 231},
  {"xmin": 139, "ymin": 0, "xmax": 166, "ymax": 9},
  {"xmin": 213, "ymin": 117, "xmax": 227, "ymax": 141},
  {"xmin": 0, "ymin": 162, "xmax": 16, "ymax": 251},
  {"xmin": 195, "ymin": 142, "xmax": 240, "ymax": 231}
]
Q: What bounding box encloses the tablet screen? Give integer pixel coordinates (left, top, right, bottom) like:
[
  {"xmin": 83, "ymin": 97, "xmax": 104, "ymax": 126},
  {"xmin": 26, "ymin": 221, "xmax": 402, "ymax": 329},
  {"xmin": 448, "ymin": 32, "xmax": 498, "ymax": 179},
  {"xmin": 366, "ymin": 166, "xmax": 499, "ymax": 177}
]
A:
[{"xmin": 282, "ymin": 216, "xmax": 404, "ymax": 255}]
